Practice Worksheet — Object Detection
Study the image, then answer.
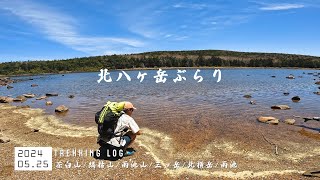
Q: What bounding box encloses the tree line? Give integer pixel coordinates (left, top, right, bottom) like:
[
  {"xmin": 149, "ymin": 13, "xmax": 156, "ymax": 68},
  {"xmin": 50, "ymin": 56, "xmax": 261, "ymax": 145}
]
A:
[{"xmin": 1, "ymin": 50, "xmax": 320, "ymax": 75}]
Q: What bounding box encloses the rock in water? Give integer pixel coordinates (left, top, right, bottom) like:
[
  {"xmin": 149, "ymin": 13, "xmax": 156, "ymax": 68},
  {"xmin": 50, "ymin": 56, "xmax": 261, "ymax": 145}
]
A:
[
  {"xmin": 271, "ymin": 105, "xmax": 290, "ymax": 110},
  {"xmin": 0, "ymin": 137, "xmax": 10, "ymax": 143},
  {"xmin": 23, "ymin": 93, "xmax": 35, "ymax": 98},
  {"xmin": 303, "ymin": 117, "xmax": 313, "ymax": 122},
  {"xmin": 284, "ymin": 119, "xmax": 296, "ymax": 125},
  {"xmin": 315, "ymin": 81, "xmax": 320, "ymax": 85},
  {"xmin": 313, "ymin": 92, "xmax": 320, "ymax": 95},
  {"xmin": 286, "ymin": 75, "xmax": 295, "ymax": 79},
  {"xmin": 31, "ymin": 84, "xmax": 38, "ymax": 87},
  {"xmin": 45, "ymin": 101, "xmax": 53, "ymax": 106},
  {"xmin": 243, "ymin": 94, "xmax": 252, "ymax": 98},
  {"xmin": 250, "ymin": 100, "xmax": 256, "ymax": 105},
  {"xmin": 17, "ymin": 105, "xmax": 30, "ymax": 109},
  {"xmin": 257, "ymin": 116, "xmax": 279, "ymax": 125},
  {"xmin": 0, "ymin": 96, "xmax": 13, "ymax": 103},
  {"xmin": 68, "ymin": 95, "xmax": 75, "ymax": 98},
  {"xmin": 13, "ymin": 95, "xmax": 27, "ymax": 102},
  {"xmin": 46, "ymin": 93, "xmax": 58, "ymax": 96},
  {"xmin": 291, "ymin": 96, "xmax": 301, "ymax": 102},
  {"xmin": 313, "ymin": 117, "xmax": 320, "ymax": 121},
  {"xmin": 283, "ymin": 92, "xmax": 290, "ymax": 96},
  {"xmin": 7, "ymin": 85, "xmax": 13, "ymax": 89},
  {"xmin": 55, "ymin": 105, "xmax": 69, "ymax": 112},
  {"xmin": 36, "ymin": 96, "xmax": 47, "ymax": 100}
]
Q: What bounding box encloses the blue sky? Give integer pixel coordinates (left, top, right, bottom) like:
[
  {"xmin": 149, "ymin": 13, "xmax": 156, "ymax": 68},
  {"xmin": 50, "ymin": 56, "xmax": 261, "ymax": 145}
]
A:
[{"xmin": 0, "ymin": 0, "xmax": 319, "ymax": 62}]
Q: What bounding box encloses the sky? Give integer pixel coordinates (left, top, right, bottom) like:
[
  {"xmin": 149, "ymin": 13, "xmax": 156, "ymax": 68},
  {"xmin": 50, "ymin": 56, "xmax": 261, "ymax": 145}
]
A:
[{"xmin": 0, "ymin": 0, "xmax": 319, "ymax": 62}]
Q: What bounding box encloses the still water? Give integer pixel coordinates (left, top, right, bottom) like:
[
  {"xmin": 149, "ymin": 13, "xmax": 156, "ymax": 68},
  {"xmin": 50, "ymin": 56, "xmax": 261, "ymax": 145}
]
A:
[{"xmin": 1, "ymin": 68, "xmax": 320, "ymax": 128}]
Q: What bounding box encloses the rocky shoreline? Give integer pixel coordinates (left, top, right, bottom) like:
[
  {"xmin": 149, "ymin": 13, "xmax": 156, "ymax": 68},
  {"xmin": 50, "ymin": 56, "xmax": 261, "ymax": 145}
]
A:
[{"xmin": 0, "ymin": 69, "xmax": 320, "ymax": 179}]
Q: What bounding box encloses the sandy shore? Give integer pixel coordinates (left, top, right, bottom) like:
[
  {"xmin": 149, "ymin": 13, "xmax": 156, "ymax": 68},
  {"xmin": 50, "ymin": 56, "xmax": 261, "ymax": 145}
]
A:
[{"xmin": 0, "ymin": 104, "xmax": 319, "ymax": 179}]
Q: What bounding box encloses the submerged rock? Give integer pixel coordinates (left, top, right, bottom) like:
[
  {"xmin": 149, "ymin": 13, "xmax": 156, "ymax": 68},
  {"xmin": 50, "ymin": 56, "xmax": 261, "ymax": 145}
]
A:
[
  {"xmin": 257, "ymin": 116, "xmax": 279, "ymax": 125},
  {"xmin": 7, "ymin": 85, "xmax": 13, "ymax": 89},
  {"xmin": 271, "ymin": 105, "xmax": 290, "ymax": 110},
  {"xmin": 304, "ymin": 117, "xmax": 320, "ymax": 122},
  {"xmin": 303, "ymin": 117, "xmax": 313, "ymax": 122},
  {"xmin": 55, "ymin": 105, "xmax": 69, "ymax": 112},
  {"xmin": 68, "ymin": 95, "xmax": 75, "ymax": 98},
  {"xmin": 284, "ymin": 119, "xmax": 296, "ymax": 125},
  {"xmin": 17, "ymin": 105, "xmax": 30, "ymax": 109},
  {"xmin": 13, "ymin": 95, "xmax": 27, "ymax": 102},
  {"xmin": 283, "ymin": 92, "xmax": 290, "ymax": 96},
  {"xmin": 243, "ymin": 94, "xmax": 252, "ymax": 98}
]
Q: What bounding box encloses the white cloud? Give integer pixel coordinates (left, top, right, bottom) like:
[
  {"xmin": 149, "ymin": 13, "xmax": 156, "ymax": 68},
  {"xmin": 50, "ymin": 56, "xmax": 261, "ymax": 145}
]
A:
[
  {"xmin": 174, "ymin": 36, "xmax": 188, "ymax": 41},
  {"xmin": 173, "ymin": 3, "xmax": 208, "ymax": 10},
  {"xmin": 259, "ymin": 3, "xmax": 305, "ymax": 11},
  {"xmin": 0, "ymin": 0, "xmax": 144, "ymax": 55},
  {"xmin": 202, "ymin": 15, "xmax": 250, "ymax": 27}
]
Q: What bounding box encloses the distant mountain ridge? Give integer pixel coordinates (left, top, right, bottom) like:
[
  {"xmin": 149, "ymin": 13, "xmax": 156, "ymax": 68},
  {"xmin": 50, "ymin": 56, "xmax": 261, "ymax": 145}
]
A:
[{"xmin": 1, "ymin": 50, "xmax": 320, "ymax": 75}]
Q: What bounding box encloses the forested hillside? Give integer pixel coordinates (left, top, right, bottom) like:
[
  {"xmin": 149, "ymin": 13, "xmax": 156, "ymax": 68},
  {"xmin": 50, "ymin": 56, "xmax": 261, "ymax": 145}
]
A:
[{"xmin": 1, "ymin": 50, "xmax": 319, "ymax": 75}]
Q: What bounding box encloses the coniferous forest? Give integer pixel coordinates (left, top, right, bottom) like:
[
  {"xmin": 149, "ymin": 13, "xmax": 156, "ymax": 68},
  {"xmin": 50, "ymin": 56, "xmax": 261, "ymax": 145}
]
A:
[{"xmin": 1, "ymin": 50, "xmax": 320, "ymax": 75}]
